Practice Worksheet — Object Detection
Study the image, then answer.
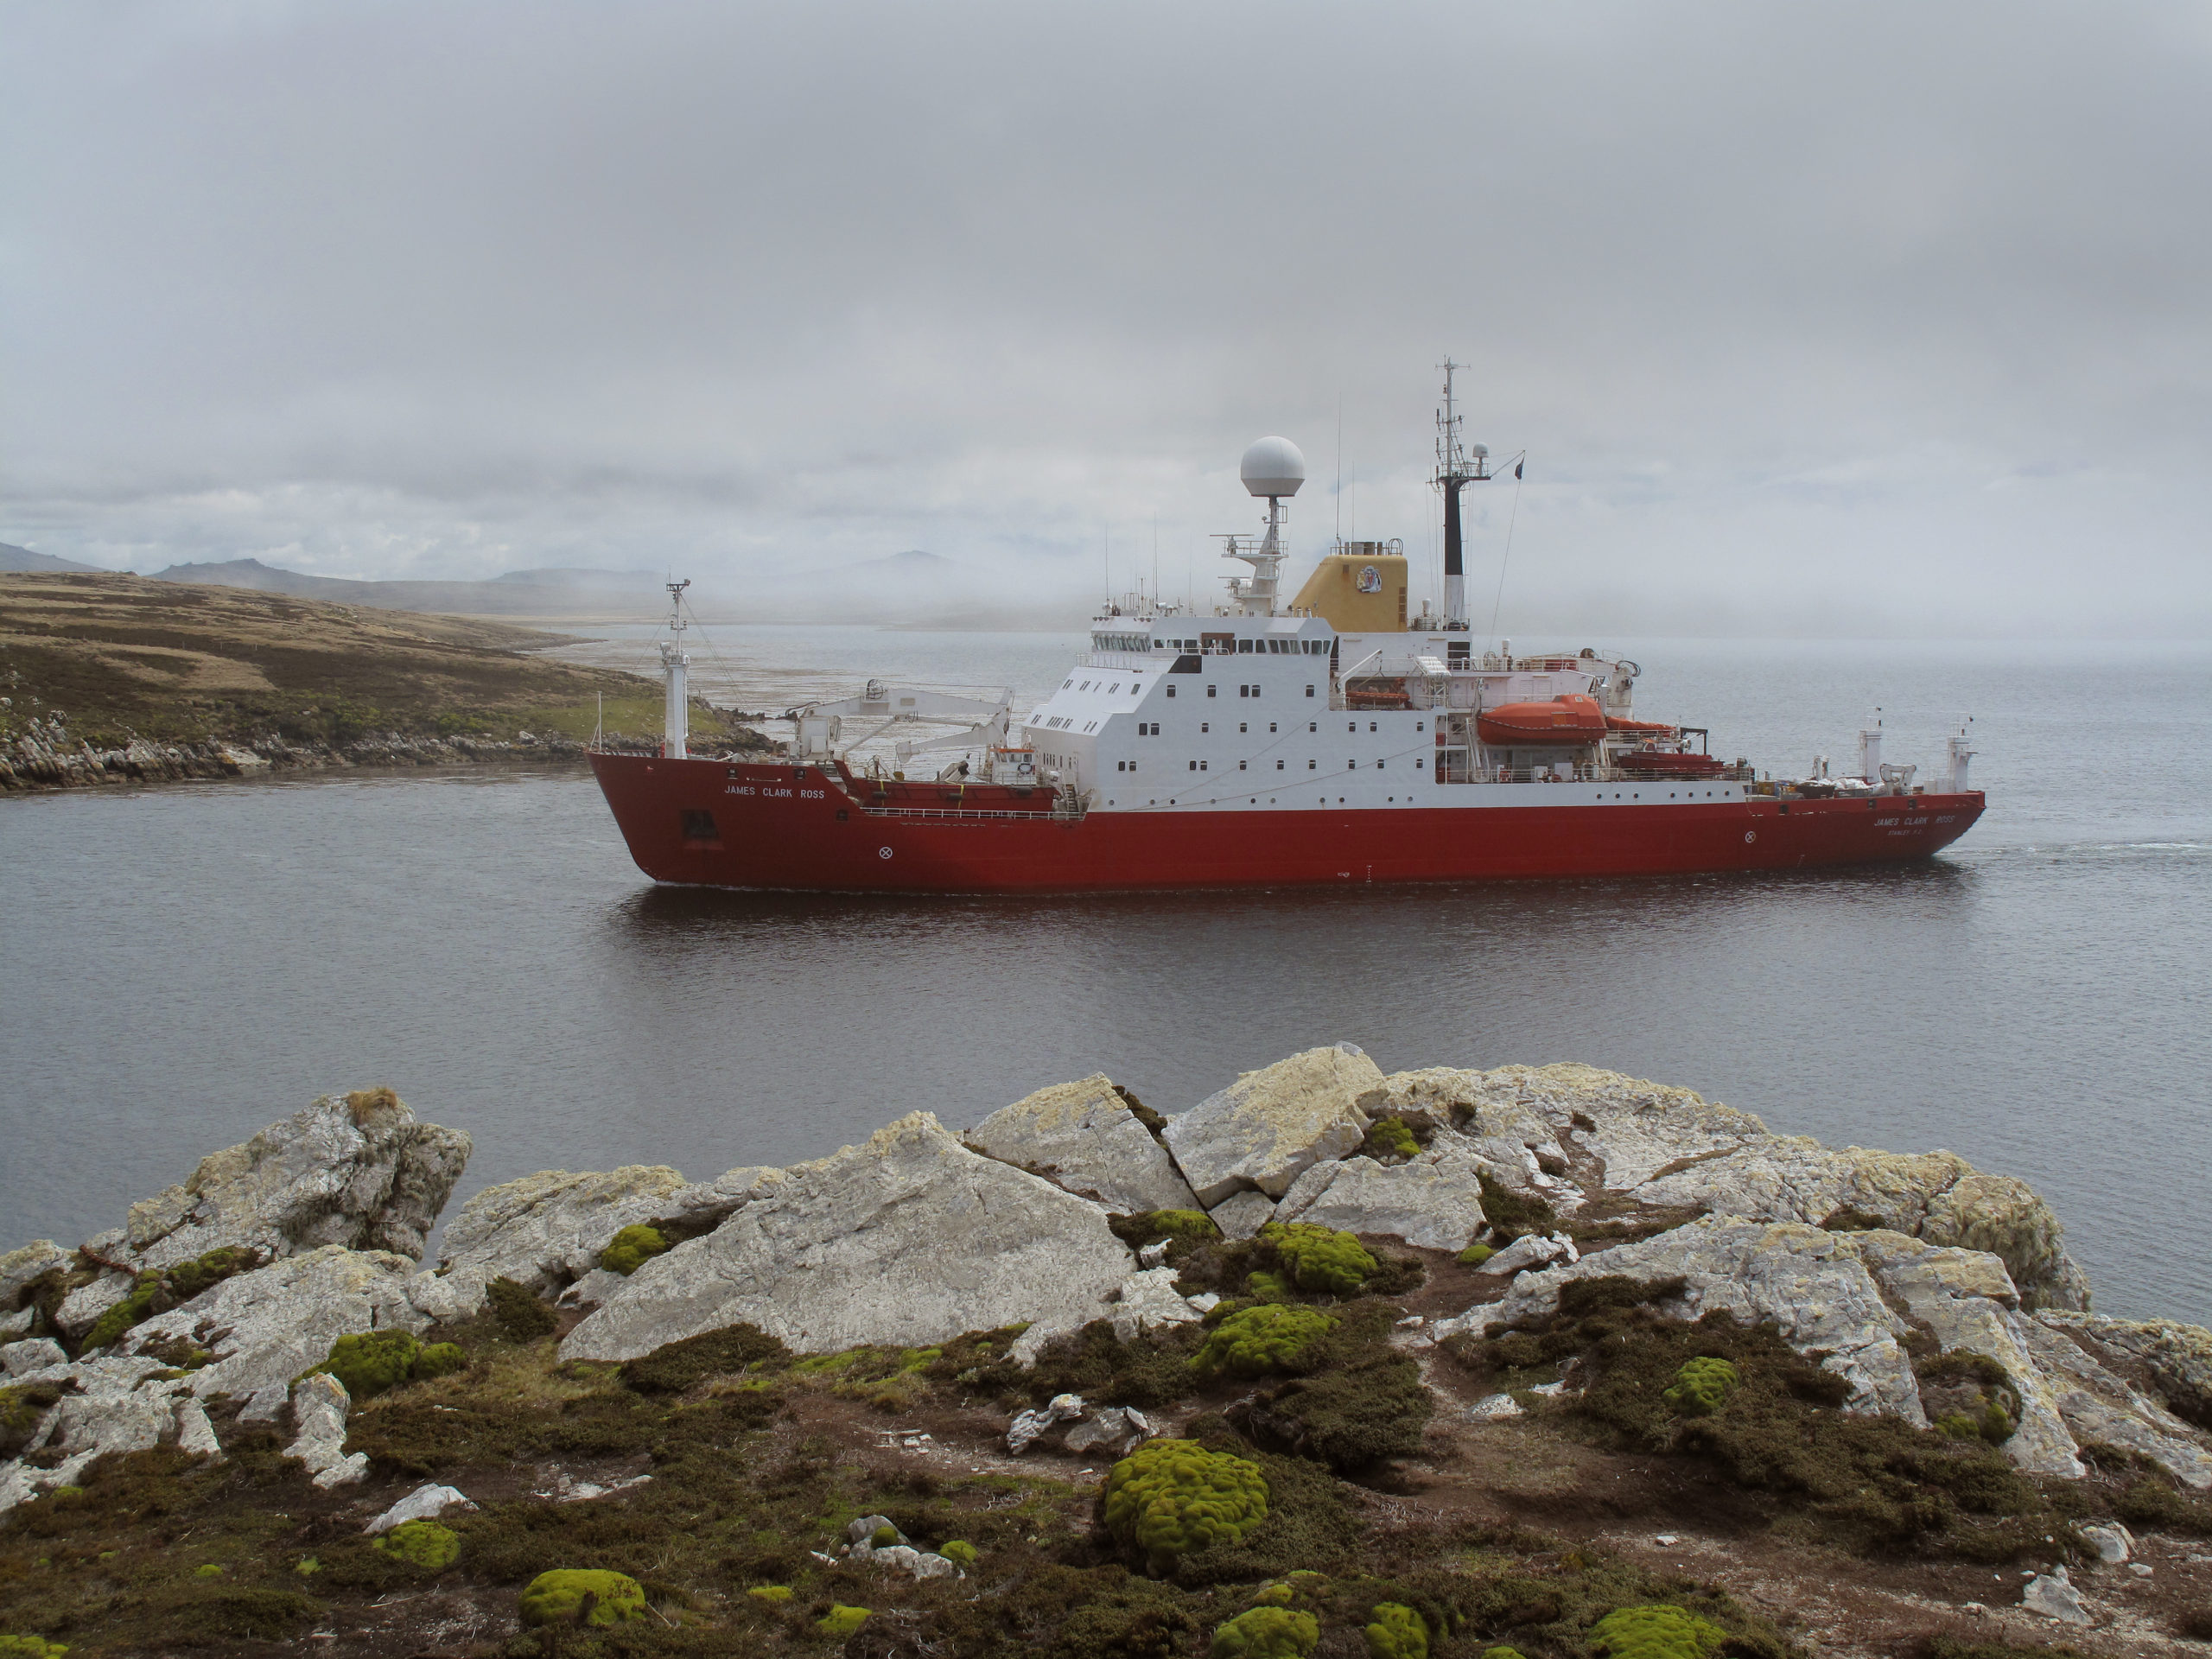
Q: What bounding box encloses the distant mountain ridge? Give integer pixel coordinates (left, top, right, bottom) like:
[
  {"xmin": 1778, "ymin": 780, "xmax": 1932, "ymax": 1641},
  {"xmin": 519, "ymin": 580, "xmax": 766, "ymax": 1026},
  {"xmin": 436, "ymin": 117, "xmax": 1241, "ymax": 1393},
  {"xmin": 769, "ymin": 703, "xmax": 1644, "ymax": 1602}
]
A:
[{"xmin": 0, "ymin": 542, "xmax": 103, "ymax": 575}]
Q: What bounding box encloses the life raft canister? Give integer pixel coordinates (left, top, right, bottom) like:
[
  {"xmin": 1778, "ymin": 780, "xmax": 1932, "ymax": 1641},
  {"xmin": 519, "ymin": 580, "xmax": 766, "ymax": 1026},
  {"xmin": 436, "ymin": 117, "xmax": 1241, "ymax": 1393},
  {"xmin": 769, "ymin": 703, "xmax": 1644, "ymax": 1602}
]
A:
[{"xmin": 1475, "ymin": 693, "xmax": 1609, "ymax": 748}]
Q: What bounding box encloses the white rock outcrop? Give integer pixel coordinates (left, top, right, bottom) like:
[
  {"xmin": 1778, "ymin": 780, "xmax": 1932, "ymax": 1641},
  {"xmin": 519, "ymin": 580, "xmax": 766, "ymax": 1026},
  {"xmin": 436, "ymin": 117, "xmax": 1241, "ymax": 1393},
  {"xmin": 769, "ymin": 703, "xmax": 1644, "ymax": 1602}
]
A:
[
  {"xmin": 967, "ymin": 1075, "xmax": 1200, "ymax": 1214},
  {"xmin": 366, "ymin": 1482, "xmax": 477, "ymax": 1535},
  {"xmin": 1634, "ymin": 1141, "xmax": 2090, "ymax": 1311},
  {"xmin": 1476, "ymin": 1232, "xmax": 1580, "ymax": 1278},
  {"xmin": 1208, "ymin": 1190, "xmax": 1277, "ymax": 1241},
  {"xmin": 2041, "ymin": 1312, "xmax": 2212, "ymax": 1429},
  {"xmin": 118, "ymin": 1244, "xmax": 429, "ymax": 1401},
  {"xmin": 559, "ymin": 1113, "xmax": 1135, "ymax": 1363},
  {"xmin": 408, "ymin": 1162, "xmax": 771, "ymax": 1318},
  {"xmin": 117, "ymin": 1090, "xmax": 470, "ymax": 1270},
  {"xmin": 1272, "ymin": 1150, "xmax": 1488, "ymax": 1251},
  {"xmin": 288, "ymin": 1370, "xmax": 366, "ymax": 1488},
  {"xmin": 1163, "ymin": 1044, "xmax": 1384, "ymax": 1206},
  {"xmin": 1107, "ymin": 1268, "xmax": 1205, "ymax": 1342},
  {"xmin": 1451, "ymin": 1217, "xmax": 1929, "ymax": 1421},
  {"xmin": 1384, "ymin": 1064, "xmax": 1767, "ymax": 1192},
  {"xmin": 0, "ymin": 1242, "xmax": 68, "ymax": 1308},
  {"xmin": 2, "ymin": 1338, "xmax": 67, "ymax": 1376}
]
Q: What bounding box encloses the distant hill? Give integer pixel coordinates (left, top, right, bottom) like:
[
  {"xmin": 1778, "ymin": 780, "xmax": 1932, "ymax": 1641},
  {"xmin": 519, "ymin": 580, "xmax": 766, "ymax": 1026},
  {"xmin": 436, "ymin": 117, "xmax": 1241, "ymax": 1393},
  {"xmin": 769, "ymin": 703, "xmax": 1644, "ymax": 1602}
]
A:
[
  {"xmin": 148, "ymin": 557, "xmax": 670, "ymax": 618},
  {"xmin": 0, "ymin": 542, "xmax": 104, "ymax": 575},
  {"xmin": 0, "ymin": 569, "xmax": 692, "ymax": 751}
]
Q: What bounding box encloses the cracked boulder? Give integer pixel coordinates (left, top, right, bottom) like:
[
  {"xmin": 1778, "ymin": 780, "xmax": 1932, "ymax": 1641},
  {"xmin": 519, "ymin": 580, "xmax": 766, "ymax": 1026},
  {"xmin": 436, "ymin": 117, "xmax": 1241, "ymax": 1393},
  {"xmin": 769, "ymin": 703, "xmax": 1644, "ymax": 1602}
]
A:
[
  {"xmin": 1377, "ymin": 1064, "xmax": 1767, "ymax": 1193},
  {"xmin": 1447, "ymin": 1216, "xmax": 1929, "ymax": 1421},
  {"xmin": 2041, "ymin": 1312, "xmax": 2212, "ymax": 1431},
  {"xmin": 1632, "ymin": 1141, "xmax": 2090, "ymax": 1311},
  {"xmin": 1162, "ymin": 1044, "xmax": 1383, "ymax": 1206},
  {"xmin": 110, "ymin": 1089, "xmax": 471, "ymax": 1272},
  {"xmin": 407, "ymin": 1162, "xmax": 773, "ymax": 1319},
  {"xmin": 117, "ymin": 1243, "xmax": 429, "ymax": 1401},
  {"xmin": 1272, "ymin": 1147, "xmax": 1488, "ymax": 1250},
  {"xmin": 559, "ymin": 1113, "xmax": 1134, "ymax": 1363},
  {"xmin": 967, "ymin": 1074, "xmax": 1199, "ymax": 1214}
]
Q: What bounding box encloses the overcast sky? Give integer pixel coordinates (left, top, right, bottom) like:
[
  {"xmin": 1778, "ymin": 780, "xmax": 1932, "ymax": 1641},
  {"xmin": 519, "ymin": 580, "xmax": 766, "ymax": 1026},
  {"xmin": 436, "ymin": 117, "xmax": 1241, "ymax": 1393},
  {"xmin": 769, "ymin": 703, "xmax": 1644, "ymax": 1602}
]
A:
[{"xmin": 5, "ymin": 2, "xmax": 2209, "ymax": 635}]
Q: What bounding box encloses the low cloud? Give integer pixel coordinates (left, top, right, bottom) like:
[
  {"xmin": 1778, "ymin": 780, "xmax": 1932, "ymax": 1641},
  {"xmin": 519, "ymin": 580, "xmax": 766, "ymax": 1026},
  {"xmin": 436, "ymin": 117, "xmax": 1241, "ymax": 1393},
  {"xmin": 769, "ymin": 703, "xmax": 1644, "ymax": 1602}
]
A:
[{"xmin": 4, "ymin": 2, "xmax": 2208, "ymax": 635}]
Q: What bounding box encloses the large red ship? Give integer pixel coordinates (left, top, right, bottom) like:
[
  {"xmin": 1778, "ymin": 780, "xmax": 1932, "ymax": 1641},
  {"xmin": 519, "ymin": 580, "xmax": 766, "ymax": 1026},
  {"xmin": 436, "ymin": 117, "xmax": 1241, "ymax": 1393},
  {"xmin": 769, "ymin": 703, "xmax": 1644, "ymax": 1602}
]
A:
[{"xmin": 592, "ymin": 372, "xmax": 1982, "ymax": 893}]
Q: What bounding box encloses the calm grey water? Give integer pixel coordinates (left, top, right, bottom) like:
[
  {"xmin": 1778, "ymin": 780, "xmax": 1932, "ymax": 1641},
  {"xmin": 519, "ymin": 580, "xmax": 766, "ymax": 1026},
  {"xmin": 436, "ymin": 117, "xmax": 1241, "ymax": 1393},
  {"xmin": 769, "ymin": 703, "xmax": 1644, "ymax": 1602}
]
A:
[{"xmin": 3, "ymin": 633, "xmax": 2208, "ymax": 1324}]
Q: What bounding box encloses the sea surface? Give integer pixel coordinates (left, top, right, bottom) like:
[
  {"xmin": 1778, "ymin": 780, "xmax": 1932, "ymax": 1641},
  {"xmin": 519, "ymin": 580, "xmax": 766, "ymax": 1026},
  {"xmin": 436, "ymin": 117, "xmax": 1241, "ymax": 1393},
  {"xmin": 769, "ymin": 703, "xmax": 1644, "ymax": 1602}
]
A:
[{"xmin": 4, "ymin": 632, "xmax": 2209, "ymax": 1325}]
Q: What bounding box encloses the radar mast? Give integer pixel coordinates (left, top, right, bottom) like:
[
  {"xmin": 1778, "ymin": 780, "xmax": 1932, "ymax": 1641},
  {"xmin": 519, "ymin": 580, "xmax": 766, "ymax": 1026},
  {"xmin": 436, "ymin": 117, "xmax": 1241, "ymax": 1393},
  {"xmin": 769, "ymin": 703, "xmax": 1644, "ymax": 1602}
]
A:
[{"xmin": 1433, "ymin": 359, "xmax": 1492, "ymax": 628}]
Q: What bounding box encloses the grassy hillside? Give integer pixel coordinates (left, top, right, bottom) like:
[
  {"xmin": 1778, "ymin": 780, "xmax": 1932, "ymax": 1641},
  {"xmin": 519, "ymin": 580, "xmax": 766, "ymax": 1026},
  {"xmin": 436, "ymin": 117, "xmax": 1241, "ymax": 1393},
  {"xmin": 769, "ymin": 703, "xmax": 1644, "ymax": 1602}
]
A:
[{"xmin": 0, "ymin": 571, "xmax": 742, "ymax": 752}]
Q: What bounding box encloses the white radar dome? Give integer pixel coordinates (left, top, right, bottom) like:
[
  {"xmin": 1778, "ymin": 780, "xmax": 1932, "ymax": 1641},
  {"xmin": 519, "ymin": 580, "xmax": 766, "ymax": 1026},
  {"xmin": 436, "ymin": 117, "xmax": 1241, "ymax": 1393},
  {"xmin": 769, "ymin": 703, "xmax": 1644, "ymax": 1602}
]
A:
[{"xmin": 1240, "ymin": 435, "xmax": 1306, "ymax": 498}]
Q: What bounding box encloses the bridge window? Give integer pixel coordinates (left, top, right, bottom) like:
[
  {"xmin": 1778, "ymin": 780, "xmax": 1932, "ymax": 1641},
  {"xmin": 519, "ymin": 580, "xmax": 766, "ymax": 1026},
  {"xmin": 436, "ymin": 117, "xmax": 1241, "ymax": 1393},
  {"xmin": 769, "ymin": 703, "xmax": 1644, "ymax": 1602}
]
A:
[{"xmin": 1238, "ymin": 639, "xmax": 1254, "ymax": 652}]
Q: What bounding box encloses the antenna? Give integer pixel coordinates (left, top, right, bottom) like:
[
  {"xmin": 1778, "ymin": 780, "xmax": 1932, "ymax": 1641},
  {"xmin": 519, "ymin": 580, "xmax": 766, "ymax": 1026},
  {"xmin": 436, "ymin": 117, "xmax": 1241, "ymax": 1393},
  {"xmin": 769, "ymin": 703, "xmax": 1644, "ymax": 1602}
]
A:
[{"xmin": 1433, "ymin": 357, "xmax": 1494, "ymax": 630}]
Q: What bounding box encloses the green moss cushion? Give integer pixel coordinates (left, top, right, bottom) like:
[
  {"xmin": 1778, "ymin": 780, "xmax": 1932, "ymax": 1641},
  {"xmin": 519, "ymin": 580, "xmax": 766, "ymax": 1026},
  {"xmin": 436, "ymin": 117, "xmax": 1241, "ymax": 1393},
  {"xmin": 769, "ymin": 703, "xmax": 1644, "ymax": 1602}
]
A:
[
  {"xmin": 372, "ymin": 1521, "xmax": 459, "ymax": 1571},
  {"xmin": 1103, "ymin": 1439, "xmax": 1270, "ymax": 1573},
  {"xmin": 1260, "ymin": 1223, "xmax": 1377, "ymax": 1295},
  {"xmin": 315, "ymin": 1331, "xmax": 422, "ymax": 1400},
  {"xmin": 1662, "ymin": 1357, "xmax": 1740, "ymax": 1417},
  {"xmin": 1363, "ymin": 1602, "xmax": 1429, "ymax": 1659},
  {"xmin": 518, "ymin": 1568, "xmax": 647, "ymax": 1627},
  {"xmin": 1210, "ymin": 1605, "xmax": 1318, "ymax": 1656},
  {"xmin": 1588, "ymin": 1604, "xmax": 1728, "ymax": 1658},
  {"xmin": 817, "ymin": 1605, "xmax": 873, "ymax": 1635},
  {"xmin": 599, "ymin": 1224, "xmax": 671, "ymax": 1276},
  {"xmin": 1190, "ymin": 1304, "xmax": 1337, "ymax": 1380}
]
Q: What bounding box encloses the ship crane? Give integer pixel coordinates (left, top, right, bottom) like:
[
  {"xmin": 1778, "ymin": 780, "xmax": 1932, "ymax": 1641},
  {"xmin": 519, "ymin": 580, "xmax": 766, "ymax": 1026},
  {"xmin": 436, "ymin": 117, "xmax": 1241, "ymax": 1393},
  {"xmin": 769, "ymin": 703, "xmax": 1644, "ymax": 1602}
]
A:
[{"xmin": 784, "ymin": 683, "xmax": 1014, "ymax": 776}]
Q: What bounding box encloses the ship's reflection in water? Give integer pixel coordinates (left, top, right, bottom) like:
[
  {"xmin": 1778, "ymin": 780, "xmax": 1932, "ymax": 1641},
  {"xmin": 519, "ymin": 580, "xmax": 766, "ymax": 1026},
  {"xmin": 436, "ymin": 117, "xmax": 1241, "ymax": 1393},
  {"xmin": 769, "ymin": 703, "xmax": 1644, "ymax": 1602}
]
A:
[{"xmin": 593, "ymin": 862, "xmax": 1989, "ymax": 1197}]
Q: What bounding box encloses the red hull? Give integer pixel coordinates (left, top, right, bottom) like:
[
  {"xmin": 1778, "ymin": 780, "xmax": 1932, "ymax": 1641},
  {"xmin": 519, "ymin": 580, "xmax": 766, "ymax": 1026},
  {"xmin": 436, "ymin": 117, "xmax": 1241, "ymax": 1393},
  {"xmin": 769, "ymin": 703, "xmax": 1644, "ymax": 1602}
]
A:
[{"xmin": 591, "ymin": 753, "xmax": 1986, "ymax": 893}]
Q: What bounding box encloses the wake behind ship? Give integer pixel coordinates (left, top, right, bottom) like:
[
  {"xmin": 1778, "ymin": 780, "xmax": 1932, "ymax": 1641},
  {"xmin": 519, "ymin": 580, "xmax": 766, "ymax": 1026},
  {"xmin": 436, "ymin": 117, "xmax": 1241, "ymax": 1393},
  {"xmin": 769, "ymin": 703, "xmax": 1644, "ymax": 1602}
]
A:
[{"xmin": 592, "ymin": 371, "xmax": 1984, "ymax": 893}]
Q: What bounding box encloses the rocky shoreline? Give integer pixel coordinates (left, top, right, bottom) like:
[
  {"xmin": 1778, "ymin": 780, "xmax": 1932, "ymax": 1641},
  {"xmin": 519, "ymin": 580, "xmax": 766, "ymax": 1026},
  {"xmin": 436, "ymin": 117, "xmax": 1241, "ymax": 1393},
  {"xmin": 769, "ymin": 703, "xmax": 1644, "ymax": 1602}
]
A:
[
  {"xmin": 0, "ymin": 719, "xmax": 652, "ymax": 793},
  {"xmin": 5, "ymin": 1052, "xmax": 2212, "ymax": 1656}
]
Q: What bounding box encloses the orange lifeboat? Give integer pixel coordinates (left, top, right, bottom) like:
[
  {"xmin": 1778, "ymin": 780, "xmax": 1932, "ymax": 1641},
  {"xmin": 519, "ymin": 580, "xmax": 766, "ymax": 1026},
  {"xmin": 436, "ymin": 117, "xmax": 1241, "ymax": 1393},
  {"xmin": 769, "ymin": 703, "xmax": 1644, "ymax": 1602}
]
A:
[
  {"xmin": 1605, "ymin": 714, "xmax": 1677, "ymax": 736},
  {"xmin": 1476, "ymin": 693, "xmax": 1609, "ymax": 747}
]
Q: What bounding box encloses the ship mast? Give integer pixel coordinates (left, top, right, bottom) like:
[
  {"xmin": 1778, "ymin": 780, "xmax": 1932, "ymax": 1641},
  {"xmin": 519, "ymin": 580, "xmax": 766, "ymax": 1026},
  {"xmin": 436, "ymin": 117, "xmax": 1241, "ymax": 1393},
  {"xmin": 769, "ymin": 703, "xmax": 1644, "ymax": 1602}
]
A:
[
  {"xmin": 1433, "ymin": 358, "xmax": 1492, "ymax": 629},
  {"xmin": 660, "ymin": 579, "xmax": 691, "ymax": 760}
]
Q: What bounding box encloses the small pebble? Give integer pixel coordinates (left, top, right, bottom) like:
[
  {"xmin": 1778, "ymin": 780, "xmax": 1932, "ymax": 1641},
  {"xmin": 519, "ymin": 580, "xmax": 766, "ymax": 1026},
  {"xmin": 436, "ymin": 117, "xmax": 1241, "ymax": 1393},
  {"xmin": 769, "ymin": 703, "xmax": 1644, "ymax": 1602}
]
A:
[
  {"xmin": 2130, "ymin": 1562, "xmax": 2153, "ymax": 1578},
  {"xmin": 1654, "ymin": 1534, "xmax": 1680, "ymax": 1546}
]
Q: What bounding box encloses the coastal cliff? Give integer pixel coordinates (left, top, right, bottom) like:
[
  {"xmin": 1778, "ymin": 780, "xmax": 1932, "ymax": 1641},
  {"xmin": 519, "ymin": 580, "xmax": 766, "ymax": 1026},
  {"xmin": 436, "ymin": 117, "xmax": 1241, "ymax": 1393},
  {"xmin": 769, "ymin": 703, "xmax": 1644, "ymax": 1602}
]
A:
[{"xmin": 4, "ymin": 1055, "xmax": 2211, "ymax": 1656}]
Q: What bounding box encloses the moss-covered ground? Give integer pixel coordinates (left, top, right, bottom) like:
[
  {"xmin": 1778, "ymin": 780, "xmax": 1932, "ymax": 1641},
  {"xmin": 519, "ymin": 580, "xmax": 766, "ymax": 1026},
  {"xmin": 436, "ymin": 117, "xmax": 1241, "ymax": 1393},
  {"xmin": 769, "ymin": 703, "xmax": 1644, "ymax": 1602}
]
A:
[{"xmin": 2, "ymin": 1255, "xmax": 2200, "ymax": 1656}]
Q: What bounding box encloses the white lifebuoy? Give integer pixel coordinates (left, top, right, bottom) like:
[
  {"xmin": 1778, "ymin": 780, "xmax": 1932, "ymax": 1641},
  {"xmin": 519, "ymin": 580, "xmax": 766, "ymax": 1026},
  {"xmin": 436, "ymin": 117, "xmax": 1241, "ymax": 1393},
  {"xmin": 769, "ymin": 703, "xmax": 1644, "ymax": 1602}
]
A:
[
  {"xmin": 1744, "ymin": 830, "xmax": 1757, "ymax": 843},
  {"xmin": 879, "ymin": 846, "xmax": 893, "ymax": 859}
]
